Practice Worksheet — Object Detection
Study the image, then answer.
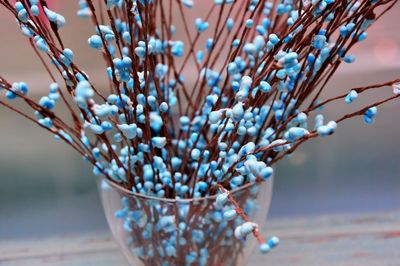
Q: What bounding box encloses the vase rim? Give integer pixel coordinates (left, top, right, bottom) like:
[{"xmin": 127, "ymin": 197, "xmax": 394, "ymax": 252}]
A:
[{"xmin": 99, "ymin": 176, "xmax": 270, "ymax": 203}]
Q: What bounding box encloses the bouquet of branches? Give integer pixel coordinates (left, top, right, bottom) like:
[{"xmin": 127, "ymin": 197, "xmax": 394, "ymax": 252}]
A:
[{"xmin": 0, "ymin": 0, "xmax": 399, "ymax": 265}]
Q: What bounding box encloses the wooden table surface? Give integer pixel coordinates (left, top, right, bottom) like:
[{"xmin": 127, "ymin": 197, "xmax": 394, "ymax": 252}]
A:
[{"xmin": 1, "ymin": 212, "xmax": 400, "ymax": 266}]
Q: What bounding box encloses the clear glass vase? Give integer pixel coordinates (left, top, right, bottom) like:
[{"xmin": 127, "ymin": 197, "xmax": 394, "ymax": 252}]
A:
[{"xmin": 98, "ymin": 177, "xmax": 273, "ymax": 266}]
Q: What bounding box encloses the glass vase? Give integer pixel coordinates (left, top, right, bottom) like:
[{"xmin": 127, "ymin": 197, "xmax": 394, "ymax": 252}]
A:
[{"xmin": 98, "ymin": 177, "xmax": 273, "ymax": 266}]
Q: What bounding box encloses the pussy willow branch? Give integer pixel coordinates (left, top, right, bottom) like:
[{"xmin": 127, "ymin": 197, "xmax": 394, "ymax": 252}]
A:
[
  {"xmin": 213, "ymin": 80, "xmax": 400, "ymax": 187},
  {"xmin": 218, "ymin": 184, "xmax": 266, "ymax": 244},
  {"xmin": 0, "ymin": 0, "xmax": 398, "ymax": 196},
  {"xmin": 179, "ymin": 0, "xmax": 391, "ymax": 175}
]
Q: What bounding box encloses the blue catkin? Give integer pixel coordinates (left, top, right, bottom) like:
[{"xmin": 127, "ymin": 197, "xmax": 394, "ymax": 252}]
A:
[
  {"xmin": 35, "ymin": 37, "xmax": 50, "ymax": 53},
  {"xmin": 171, "ymin": 41, "xmax": 184, "ymax": 57},
  {"xmin": 358, "ymin": 32, "xmax": 367, "ymax": 42},
  {"xmin": 234, "ymin": 222, "xmax": 258, "ymax": 239},
  {"xmin": 216, "ymin": 193, "xmax": 228, "ymax": 208},
  {"xmin": 195, "ymin": 18, "xmax": 209, "ymax": 33},
  {"xmin": 226, "ymin": 18, "xmax": 234, "ymax": 31},
  {"xmin": 259, "ymin": 81, "xmax": 272, "ymax": 93},
  {"xmin": 232, "ymin": 102, "xmax": 244, "ymax": 121},
  {"xmin": 43, "ymin": 7, "xmax": 65, "ymax": 28},
  {"xmin": 364, "ymin": 106, "xmax": 377, "ymax": 124},
  {"xmin": 77, "ymin": 0, "xmax": 91, "ymax": 18},
  {"xmin": 284, "ymin": 127, "xmax": 309, "ymax": 142},
  {"xmin": 344, "ymin": 54, "xmax": 356, "ymax": 63},
  {"xmin": 223, "ymin": 209, "xmax": 237, "ymax": 221},
  {"xmin": 231, "ymin": 39, "xmax": 240, "ymax": 48},
  {"xmin": 39, "ymin": 118, "xmax": 53, "ymax": 129},
  {"xmin": 101, "ymin": 121, "xmax": 113, "ymax": 131},
  {"xmin": 88, "ymin": 35, "xmax": 103, "ymax": 49},
  {"xmin": 345, "ymin": 90, "xmax": 358, "ymax": 104},
  {"xmin": 260, "ymin": 167, "xmax": 273, "ymax": 180},
  {"xmin": 17, "ymin": 8, "xmax": 28, "ymax": 23},
  {"xmin": 118, "ymin": 123, "xmax": 137, "ymax": 139},
  {"xmin": 268, "ymin": 236, "xmax": 280, "ymax": 248},
  {"xmin": 268, "ymin": 33, "xmax": 279, "ymax": 45},
  {"xmin": 245, "ymin": 19, "xmax": 254, "ymax": 28},
  {"xmin": 191, "ymin": 148, "xmax": 201, "ymax": 160},
  {"xmin": 314, "ymin": 114, "xmax": 324, "ymax": 129},
  {"xmin": 38, "ymin": 96, "xmax": 55, "ymax": 109},
  {"xmin": 297, "ymin": 112, "xmax": 307, "ymax": 123},
  {"xmin": 89, "ymin": 123, "xmax": 105, "ymax": 135},
  {"xmin": 30, "ymin": 4, "xmax": 39, "ymax": 16},
  {"xmin": 159, "ymin": 102, "xmax": 169, "ymax": 113},
  {"xmin": 74, "ymin": 81, "xmax": 94, "ymax": 107},
  {"xmin": 196, "ymin": 50, "xmax": 204, "ymax": 63},
  {"xmin": 317, "ymin": 121, "xmax": 337, "ymax": 136},
  {"xmin": 228, "ymin": 62, "xmax": 239, "ymax": 75},
  {"xmin": 181, "ymin": 0, "xmax": 193, "ymax": 8},
  {"xmin": 313, "ymin": 34, "xmax": 326, "ymax": 49},
  {"xmin": 152, "ymin": 137, "xmax": 167, "ymax": 148},
  {"xmin": 259, "ymin": 243, "xmax": 271, "ymax": 254}
]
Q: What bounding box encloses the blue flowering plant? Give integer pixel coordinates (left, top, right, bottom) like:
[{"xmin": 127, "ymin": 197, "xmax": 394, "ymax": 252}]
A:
[{"xmin": 0, "ymin": 0, "xmax": 399, "ymax": 264}]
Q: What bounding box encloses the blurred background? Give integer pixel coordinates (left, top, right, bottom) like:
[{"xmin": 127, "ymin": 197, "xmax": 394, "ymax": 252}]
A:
[{"xmin": 0, "ymin": 2, "xmax": 399, "ymax": 240}]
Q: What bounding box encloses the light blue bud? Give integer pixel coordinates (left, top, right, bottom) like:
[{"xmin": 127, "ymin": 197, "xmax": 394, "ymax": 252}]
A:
[
  {"xmin": 260, "ymin": 243, "xmax": 271, "ymax": 254},
  {"xmin": 171, "ymin": 41, "xmax": 184, "ymax": 57},
  {"xmin": 226, "ymin": 18, "xmax": 234, "ymax": 31},
  {"xmin": 88, "ymin": 123, "xmax": 104, "ymax": 135},
  {"xmin": 232, "ymin": 102, "xmax": 244, "ymax": 121},
  {"xmin": 117, "ymin": 123, "xmax": 137, "ymax": 139},
  {"xmin": 152, "ymin": 137, "xmax": 167, "ymax": 148},
  {"xmin": 345, "ymin": 90, "xmax": 358, "ymax": 104},
  {"xmin": 191, "ymin": 148, "xmax": 201, "ymax": 160},
  {"xmin": 181, "ymin": 0, "xmax": 193, "ymax": 8},
  {"xmin": 317, "ymin": 121, "xmax": 337, "ymax": 136},
  {"xmin": 259, "ymin": 81, "xmax": 272, "ymax": 93},
  {"xmin": 240, "ymin": 222, "xmax": 257, "ymax": 235},
  {"xmin": 344, "ymin": 54, "xmax": 356, "ymax": 63},
  {"xmin": 209, "ymin": 110, "xmax": 222, "ymax": 124},
  {"xmin": 284, "ymin": 127, "xmax": 309, "ymax": 142},
  {"xmin": 223, "ymin": 209, "xmax": 237, "ymax": 220},
  {"xmin": 75, "ymin": 80, "xmax": 93, "ymax": 107},
  {"xmin": 268, "ymin": 236, "xmax": 280, "ymax": 248},
  {"xmin": 216, "ymin": 193, "xmax": 228, "ymax": 207},
  {"xmin": 88, "ymin": 35, "xmax": 103, "ymax": 49},
  {"xmin": 260, "ymin": 167, "xmax": 273, "ymax": 180},
  {"xmin": 269, "ymin": 33, "xmax": 279, "ymax": 45},
  {"xmin": 159, "ymin": 102, "xmax": 169, "ymax": 112}
]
